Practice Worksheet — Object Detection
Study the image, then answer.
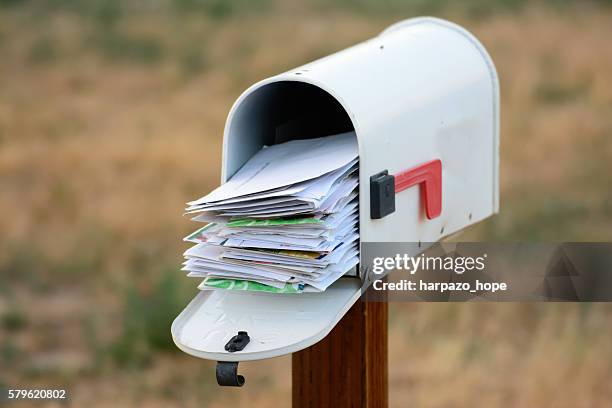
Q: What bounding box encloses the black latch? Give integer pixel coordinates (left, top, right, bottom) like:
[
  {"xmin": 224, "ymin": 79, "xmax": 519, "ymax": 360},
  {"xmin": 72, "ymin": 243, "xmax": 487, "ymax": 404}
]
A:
[
  {"xmin": 224, "ymin": 331, "xmax": 250, "ymax": 352},
  {"xmin": 215, "ymin": 332, "xmax": 250, "ymax": 387},
  {"xmin": 216, "ymin": 361, "xmax": 245, "ymax": 387},
  {"xmin": 370, "ymin": 170, "xmax": 395, "ymax": 219}
]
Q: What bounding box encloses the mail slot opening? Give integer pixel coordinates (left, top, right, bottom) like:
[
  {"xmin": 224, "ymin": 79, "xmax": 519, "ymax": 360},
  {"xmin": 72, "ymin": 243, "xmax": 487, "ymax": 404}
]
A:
[{"xmin": 224, "ymin": 80, "xmax": 356, "ymax": 180}]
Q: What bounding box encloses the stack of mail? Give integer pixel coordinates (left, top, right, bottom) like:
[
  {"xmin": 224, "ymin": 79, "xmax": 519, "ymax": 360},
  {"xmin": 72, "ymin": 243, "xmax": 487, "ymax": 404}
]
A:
[{"xmin": 182, "ymin": 132, "xmax": 359, "ymax": 293}]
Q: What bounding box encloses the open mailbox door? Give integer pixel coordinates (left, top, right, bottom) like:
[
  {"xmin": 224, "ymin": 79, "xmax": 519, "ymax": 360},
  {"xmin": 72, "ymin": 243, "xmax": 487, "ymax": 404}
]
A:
[
  {"xmin": 172, "ymin": 17, "xmax": 499, "ymax": 373},
  {"xmin": 172, "ymin": 279, "xmax": 361, "ymax": 361}
]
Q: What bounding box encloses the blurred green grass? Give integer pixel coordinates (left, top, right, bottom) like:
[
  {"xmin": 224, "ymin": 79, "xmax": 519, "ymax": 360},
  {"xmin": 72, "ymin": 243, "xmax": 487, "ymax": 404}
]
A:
[{"xmin": 109, "ymin": 270, "xmax": 190, "ymax": 367}]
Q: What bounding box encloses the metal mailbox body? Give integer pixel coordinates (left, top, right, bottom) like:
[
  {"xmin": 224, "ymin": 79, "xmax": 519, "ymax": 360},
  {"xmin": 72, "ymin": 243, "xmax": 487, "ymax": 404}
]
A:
[{"xmin": 172, "ymin": 17, "xmax": 499, "ymax": 362}]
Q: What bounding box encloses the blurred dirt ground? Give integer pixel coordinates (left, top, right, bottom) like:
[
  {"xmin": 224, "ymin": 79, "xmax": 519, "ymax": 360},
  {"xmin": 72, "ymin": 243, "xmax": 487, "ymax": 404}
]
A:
[{"xmin": 1, "ymin": 1, "xmax": 612, "ymax": 407}]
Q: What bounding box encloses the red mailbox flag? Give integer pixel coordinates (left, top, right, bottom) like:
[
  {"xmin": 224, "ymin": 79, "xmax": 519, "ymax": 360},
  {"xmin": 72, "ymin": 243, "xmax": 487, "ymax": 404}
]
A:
[{"xmin": 394, "ymin": 159, "xmax": 442, "ymax": 220}]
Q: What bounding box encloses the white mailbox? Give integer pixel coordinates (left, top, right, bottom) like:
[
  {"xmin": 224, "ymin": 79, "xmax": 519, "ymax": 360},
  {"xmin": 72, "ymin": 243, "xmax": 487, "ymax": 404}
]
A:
[{"xmin": 172, "ymin": 16, "xmax": 499, "ymax": 372}]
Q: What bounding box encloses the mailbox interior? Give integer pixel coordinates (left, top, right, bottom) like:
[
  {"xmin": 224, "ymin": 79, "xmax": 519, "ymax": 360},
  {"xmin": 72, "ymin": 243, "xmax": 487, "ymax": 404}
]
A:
[
  {"xmin": 224, "ymin": 79, "xmax": 361, "ymax": 278},
  {"xmin": 223, "ymin": 80, "xmax": 356, "ymax": 179},
  {"xmin": 172, "ymin": 81, "xmax": 364, "ymax": 362}
]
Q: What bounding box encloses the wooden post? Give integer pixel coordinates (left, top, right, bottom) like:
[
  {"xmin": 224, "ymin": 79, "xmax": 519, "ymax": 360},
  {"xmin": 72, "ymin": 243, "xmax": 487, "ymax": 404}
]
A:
[{"xmin": 292, "ymin": 300, "xmax": 388, "ymax": 408}]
